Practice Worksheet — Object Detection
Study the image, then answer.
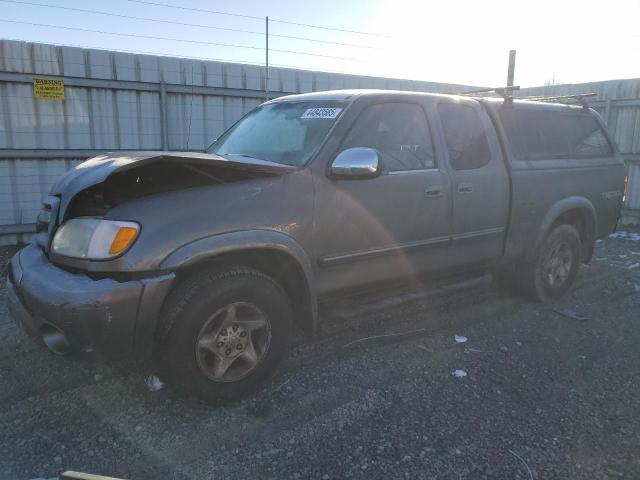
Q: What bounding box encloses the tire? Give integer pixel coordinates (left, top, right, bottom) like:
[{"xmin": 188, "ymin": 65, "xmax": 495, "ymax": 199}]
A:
[
  {"xmin": 154, "ymin": 266, "xmax": 292, "ymax": 403},
  {"xmin": 517, "ymin": 224, "xmax": 581, "ymax": 302}
]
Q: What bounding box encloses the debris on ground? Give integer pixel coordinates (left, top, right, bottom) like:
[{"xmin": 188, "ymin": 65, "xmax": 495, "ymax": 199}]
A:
[
  {"xmin": 342, "ymin": 327, "xmax": 428, "ymax": 348},
  {"xmin": 144, "ymin": 375, "xmax": 165, "ymax": 392},
  {"xmin": 553, "ymin": 308, "xmax": 588, "ymax": 322},
  {"xmin": 416, "ymin": 344, "xmax": 434, "ymax": 353},
  {"xmin": 628, "ymin": 262, "xmax": 639, "ymax": 270},
  {"xmin": 274, "ymin": 376, "xmax": 293, "ymax": 393},
  {"xmin": 454, "ymin": 335, "xmax": 468, "ymax": 344},
  {"xmin": 465, "ymin": 347, "xmax": 484, "ymax": 353},
  {"xmin": 507, "ymin": 449, "xmax": 534, "ymax": 480},
  {"xmin": 609, "ymin": 231, "xmax": 640, "ymax": 241},
  {"xmin": 451, "ymin": 369, "xmax": 467, "ymax": 378}
]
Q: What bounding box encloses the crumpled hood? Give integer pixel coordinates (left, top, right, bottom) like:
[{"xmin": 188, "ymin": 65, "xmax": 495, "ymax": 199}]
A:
[{"xmin": 50, "ymin": 150, "xmax": 295, "ymax": 220}]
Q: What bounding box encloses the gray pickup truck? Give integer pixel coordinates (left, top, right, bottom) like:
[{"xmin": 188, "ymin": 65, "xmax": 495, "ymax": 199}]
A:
[{"xmin": 7, "ymin": 90, "xmax": 625, "ymax": 402}]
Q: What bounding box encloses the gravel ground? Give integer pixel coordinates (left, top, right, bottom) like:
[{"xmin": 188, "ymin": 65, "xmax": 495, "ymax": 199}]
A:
[{"xmin": 1, "ymin": 233, "xmax": 640, "ymax": 480}]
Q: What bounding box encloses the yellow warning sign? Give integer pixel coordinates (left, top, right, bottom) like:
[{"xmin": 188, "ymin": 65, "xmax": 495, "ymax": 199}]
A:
[{"xmin": 33, "ymin": 79, "xmax": 64, "ymax": 100}]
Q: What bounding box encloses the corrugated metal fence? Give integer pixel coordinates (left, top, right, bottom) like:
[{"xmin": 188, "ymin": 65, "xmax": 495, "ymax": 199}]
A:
[
  {"xmin": 1, "ymin": 39, "xmax": 639, "ymax": 243},
  {"xmin": 0, "ymin": 40, "xmax": 473, "ymax": 242}
]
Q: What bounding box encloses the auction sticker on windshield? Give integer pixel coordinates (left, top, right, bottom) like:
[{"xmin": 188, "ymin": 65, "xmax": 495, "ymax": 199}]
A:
[{"xmin": 301, "ymin": 107, "xmax": 342, "ymax": 119}]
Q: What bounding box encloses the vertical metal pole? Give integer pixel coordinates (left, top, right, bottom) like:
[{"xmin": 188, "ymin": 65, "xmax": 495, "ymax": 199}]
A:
[
  {"xmin": 505, "ymin": 49, "xmax": 516, "ymax": 105},
  {"xmin": 507, "ymin": 50, "xmax": 516, "ymax": 87},
  {"xmin": 159, "ymin": 80, "xmax": 168, "ymax": 151},
  {"xmin": 265, "ymin": 16, "xmax": 269, "ymax": 101},
  {"xmin": 604, "ymin": 99, "xmax": 612, "ymax": 126}
]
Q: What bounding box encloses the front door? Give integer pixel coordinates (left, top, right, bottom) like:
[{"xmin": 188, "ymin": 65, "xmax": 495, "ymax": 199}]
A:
[{"xmin": 313, "ymin": 100, "xmax": 452, "ymax": 295}]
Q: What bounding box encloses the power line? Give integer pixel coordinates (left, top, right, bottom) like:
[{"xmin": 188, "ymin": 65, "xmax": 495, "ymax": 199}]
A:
[
  {"xmin": 256, "ymin": 31, "xmax": 374, "ymax": 49},
  {"xmin": 0, "ymin": 0, "xmax": 377, "ymax": 49},
  {"xmin": 270, "ymin": 18, "xmax": 389, "ymax": 38},
  {"xmin": 124, "ymin": 0, "xmax": 388, "ymax": 38},
  {"xmin": 0, "ymin": 19, "xmax": 362, "ymax": 61},
  {"xmin": 125, "ymin": 0, "xmax": 264, "ymax": 21},
  {"xmin": 0, "ymin": 0, "xmax": 266, "ymax": 36},
  {"xmin": 0, "ymin": 19, "xmax": 262, "ymax": 51}
]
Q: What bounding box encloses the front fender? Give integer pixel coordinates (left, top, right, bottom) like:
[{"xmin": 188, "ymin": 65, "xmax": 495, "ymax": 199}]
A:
[
  {"xmin": 160, "ymin": 229, "xmax": 318, "ymax": 332},
  {"xmin": 160, "ymin": 229, "xmax": 313, "ymax": 273}
]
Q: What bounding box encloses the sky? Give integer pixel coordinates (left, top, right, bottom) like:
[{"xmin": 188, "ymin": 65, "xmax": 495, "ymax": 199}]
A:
[{"xmin": 1, "ymin": 0, "xmax": 639, "ymax": 87}]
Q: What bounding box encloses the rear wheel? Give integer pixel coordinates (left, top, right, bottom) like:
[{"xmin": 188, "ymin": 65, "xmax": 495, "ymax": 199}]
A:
[
  {"xmin": 155, "ymin": 266, "xmax": 292, "ymax": 403},
  {"xmin": 517, "ymin": 224, "xmax": 581, "ymax": 302}
]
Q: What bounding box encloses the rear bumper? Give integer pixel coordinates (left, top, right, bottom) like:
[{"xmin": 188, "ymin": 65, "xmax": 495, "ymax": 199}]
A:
[{"xmin": 7, "ymin": 243, "xmax": 174, "ymax": 360}]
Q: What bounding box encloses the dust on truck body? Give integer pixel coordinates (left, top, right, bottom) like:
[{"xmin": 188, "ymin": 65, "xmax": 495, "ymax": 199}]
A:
[{"xmin": 7, "ymin": 89, "xmax": 625, "ymax": 402}]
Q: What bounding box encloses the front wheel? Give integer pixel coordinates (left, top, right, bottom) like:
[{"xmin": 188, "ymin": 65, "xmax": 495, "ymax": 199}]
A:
[
  {"xmin": 155, "ymin": 266, "xmax": 292, "ymax": 403},
  {"xmin": 518, "ymin": 224, "xmax": 581, "ymax": 302}
]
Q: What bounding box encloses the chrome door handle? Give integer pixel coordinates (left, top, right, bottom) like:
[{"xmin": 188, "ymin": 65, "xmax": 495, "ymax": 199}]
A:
[{"xmin": 457, "ymin": 183, "xmax": 473, "ymax": 194}]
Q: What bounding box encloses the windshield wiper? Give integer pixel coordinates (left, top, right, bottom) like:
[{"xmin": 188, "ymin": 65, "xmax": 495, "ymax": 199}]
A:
[{"xmin": 220, "ymin": 153, "xmax": 259, "ymax": 159}]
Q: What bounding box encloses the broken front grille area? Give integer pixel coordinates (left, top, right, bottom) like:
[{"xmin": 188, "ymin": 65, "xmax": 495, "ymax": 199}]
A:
[{"xmin": 35, "ymin": 196, "xmax": 60, "ymax": 252}]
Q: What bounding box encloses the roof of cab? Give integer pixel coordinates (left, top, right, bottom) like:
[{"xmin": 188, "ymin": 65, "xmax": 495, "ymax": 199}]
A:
[
  {"xmin": 267, "ymin": 89, "xmax": 445, "ymax": 104},
  {"xmin": 268, "ymin": 89, "xmax": 592, "ymax": 113}
]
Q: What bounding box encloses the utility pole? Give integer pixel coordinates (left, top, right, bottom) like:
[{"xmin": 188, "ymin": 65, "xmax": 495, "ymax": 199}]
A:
[{"xmin": 265, "ymin": 16, "xmax": 269, "ymax": 101}]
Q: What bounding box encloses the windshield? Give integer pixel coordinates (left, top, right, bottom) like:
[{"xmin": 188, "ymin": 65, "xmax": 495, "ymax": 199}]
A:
[{"xmin": 207, "ymin": 101, "xmax": 346, "ymax": 166}]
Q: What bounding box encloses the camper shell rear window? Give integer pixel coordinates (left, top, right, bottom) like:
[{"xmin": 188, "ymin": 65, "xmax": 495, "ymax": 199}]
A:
[{"xmin": 499, "ymin": 108, "xmax": 613, "ymax": 160}]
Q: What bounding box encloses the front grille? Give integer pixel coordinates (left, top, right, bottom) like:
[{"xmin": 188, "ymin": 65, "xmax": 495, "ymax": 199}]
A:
[
  {"xmin": 35, "ymin": 205, "xmax": 51, "ymax": 233},
  {"xmin": 35, "ymin": 196, "xmax": 61, "ymax": 252}
]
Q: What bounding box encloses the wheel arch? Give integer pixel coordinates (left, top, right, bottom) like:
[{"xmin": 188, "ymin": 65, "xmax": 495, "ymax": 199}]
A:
[
  {"xmin": 533, "ymin": 197, "xmax": 597, "ymax": 263},
  {"xmin": 159, "ymin": 230, "xmax": 318, "ymax": 337}
]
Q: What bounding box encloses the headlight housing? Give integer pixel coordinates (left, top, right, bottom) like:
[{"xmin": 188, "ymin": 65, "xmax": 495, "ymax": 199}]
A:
[{"xmin": 51, "ymin": 217, "xmax": 140, "ymax": 260}]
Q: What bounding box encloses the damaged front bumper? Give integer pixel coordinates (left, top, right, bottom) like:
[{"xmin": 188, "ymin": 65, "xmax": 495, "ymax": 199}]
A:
[{"xmin": 7, "ymin": 243, "xmax": 174, "ymax": 360}]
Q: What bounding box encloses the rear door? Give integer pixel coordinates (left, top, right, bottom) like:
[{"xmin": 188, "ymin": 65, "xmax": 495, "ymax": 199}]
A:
[{"xmin": 436, "ymin": 99, "xmax": 510, "ymax": 267}]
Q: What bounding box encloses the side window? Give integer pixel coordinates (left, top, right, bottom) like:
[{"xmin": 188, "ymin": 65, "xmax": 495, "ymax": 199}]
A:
[
  {"xmin": 341, "ymin": 103, "xmax": 435, "ymax": 172},
  {"xmin": 438, "ymin": 103, "xmax": 491, "ymax": 170},
  {"xmin": 565, "ymin": 114, "xmax": 613, "ymax": 157},
  {"xmin": 498, "ymin": 109, "xmax": 613, "ymax": 160}
]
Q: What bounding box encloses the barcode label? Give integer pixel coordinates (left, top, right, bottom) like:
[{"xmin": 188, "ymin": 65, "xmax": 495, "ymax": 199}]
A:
[{"xmin": 301, "ymin": 107, "xmax": 342, "ymax": 119}]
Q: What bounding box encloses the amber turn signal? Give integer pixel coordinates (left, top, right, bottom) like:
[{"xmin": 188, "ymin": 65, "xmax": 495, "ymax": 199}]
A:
[{"xmin": 109, "ymin": 226, "xmax": 139, "ymax": 254}]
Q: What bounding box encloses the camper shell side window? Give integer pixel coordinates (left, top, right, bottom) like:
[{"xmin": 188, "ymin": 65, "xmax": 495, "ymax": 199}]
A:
[{"xmin": 498, "ymin": 107, "xmax": 613, "ymax": 160}]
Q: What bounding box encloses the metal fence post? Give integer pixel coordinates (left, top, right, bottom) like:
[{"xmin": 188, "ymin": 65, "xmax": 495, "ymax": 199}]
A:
[
  {"xmin": 604, "ymin": 99, "xmax": 612, "ymax": 126},
  {"xmin": 265, "ymin": 16, "xmax": 270, "ymax": 101},
  {"xmin": 159, "ymin": 80, "xmax": 168, "ymax": 151}
]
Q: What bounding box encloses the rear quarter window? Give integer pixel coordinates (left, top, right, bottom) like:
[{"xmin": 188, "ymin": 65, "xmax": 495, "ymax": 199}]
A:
[
  {"xmin": 438, "ymin": 103, "xmax": 491, "ymax": 170},
  {"xmin": 498, "ymin": 108, "xmax": 613, "ymax": 160}
]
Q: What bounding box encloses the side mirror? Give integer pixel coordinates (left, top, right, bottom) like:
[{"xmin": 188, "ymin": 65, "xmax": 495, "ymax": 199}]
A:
[{"xmin": 330, "ymin": 147, "xmax": 381, "ymax": 179}]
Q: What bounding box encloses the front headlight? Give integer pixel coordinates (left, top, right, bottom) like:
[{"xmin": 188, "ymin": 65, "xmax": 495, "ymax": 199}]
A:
[{"xmin": 52, "ymin": 217, "xmax": 140, "ymax": 259}]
